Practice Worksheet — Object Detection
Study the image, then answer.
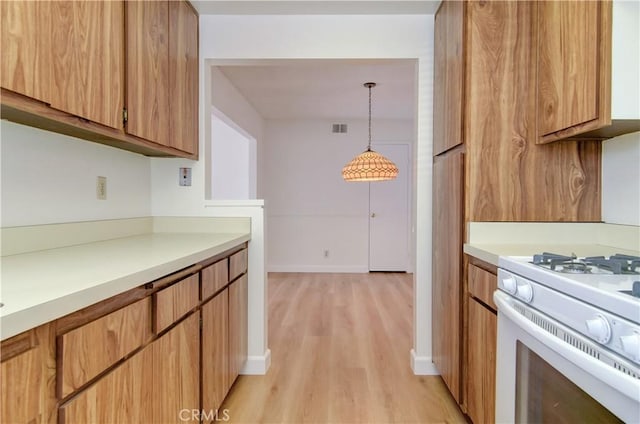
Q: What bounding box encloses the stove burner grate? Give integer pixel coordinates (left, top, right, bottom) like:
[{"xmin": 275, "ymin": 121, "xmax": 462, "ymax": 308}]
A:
[{"xmin": 550, "ymin": 261, "xmax": 591, "ymax": 274}]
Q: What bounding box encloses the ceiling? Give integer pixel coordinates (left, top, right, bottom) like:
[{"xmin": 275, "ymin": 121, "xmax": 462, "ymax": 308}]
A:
[
  {"xmin": 217, "ymin": 60, "xmax": 417, "ymax": 120},
  {"xmin": 191, "ymin": 1, "xmax": 441, "ymax": 15},
  {"xmin": 198, "ymin": 1, "xmax": 433, "ymax": 121}
]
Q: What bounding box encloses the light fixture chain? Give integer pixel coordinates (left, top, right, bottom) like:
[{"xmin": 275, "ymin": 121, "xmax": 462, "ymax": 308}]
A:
[{"xmin": 368, "ymin": 84, "xmax": 372, "ymax": 150}]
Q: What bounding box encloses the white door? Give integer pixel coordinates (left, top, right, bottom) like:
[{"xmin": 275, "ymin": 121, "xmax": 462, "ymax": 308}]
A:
[{"xmin": 369, "ymin": 143, "xmax": 410, "ymax": 271}]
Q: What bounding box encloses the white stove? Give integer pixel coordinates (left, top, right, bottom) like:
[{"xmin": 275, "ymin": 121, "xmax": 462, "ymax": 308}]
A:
[
  {"xmin": 499, "ymin": 253, "xmax": 640, "ymax": 324},
  {"xmin": 495, "ymin": 252, "xmax": 640, "ymax": 423}
]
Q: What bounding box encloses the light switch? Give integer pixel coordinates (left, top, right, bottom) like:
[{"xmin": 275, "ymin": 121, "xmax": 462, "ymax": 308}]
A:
[{"xmin": 179, "ymin": 168, "xmax": 192, "ymax": 186}]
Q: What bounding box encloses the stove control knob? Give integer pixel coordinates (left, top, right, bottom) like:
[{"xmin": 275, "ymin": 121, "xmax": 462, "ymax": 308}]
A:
[
  {"xmin": 620, "ymin": 333, "xmax": 640, "ymax": 361},
  {"xmin": 585, "ymin": 315, "xmax": 611, "ymax": 344},
  {"xmin": 515, "ymin": 282, "xmax": 533, "ymax": 303},
  {"xmin": 502, "ymin": 277, "xmax": 517, "ymax": 295}
]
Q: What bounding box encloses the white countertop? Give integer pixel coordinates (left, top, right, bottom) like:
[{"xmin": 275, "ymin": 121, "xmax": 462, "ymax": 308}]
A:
[
  {"xmin": 0, "ymin": 232, "xmax": 250, "ymax": 341},
  {"xmin": 464, "ymin": 243, "xmax": 640, "ymax": 267}
]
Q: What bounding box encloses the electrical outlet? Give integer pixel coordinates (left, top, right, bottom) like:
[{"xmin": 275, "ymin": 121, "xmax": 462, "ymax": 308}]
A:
[
  {"xmin": 179, "ymin": 167, "xmax": 192, "ymax": 186},
  {"xmin": 96, "ymin": 176, "xmax": 107, "ymax": 200}
]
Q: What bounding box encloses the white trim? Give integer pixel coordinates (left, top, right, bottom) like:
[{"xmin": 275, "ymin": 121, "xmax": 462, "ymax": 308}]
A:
[
  {"xmin": 241, "ymin": 349, "xmax": 272, "ymax": 375},
  {"xmin": 267, "ymin": 265, "xmax": 370, "ymax": 273},
  {"xmin": 410, "ymin": 349, "xmax": 439, "ymax": 375}
]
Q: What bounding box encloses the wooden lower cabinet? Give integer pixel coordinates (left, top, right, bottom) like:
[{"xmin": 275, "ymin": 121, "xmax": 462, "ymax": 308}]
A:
[
  {"xmin": 153, "ymin": 313, "xmax": 200, "ymax": 423},
  {"xmin": 1, "ymin": 325, "xmax": 55, "ymax": 424},
  {"xmin": 60, "ymin": 313, "xmax": 200, "ymax": 424},
  {"xmin": 228, "ymin": 274, "xmax": 248, "ymax": 383},
  {"xmin": 2, "ymin": 245, "xmax": 248, "ymax": 424},
  {"xmin": 59, "ymin": 343, "xmax": 153, "ymax": 424},
  {"xmin": 466, "ymin": 298, "xmax": 497, "ymax": 424},
  {"xmin": 465, "ymin": 263, "xmax": 498, "ymax": 424},
  {"xmin": 202, "ymin": 289, "xmax": 230, "ymax": 421}
]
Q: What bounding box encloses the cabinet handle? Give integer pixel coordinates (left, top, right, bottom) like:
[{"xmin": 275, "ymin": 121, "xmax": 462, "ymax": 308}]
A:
[{"xmin": 371, "ymin": 213, "xmax": 376, "ymax": 218}]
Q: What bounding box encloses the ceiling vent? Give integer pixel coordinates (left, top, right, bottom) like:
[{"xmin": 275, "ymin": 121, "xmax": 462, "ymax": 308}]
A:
[{"xmin": 332, "ymin": 123, "xmax": 348, "ymax": 133}]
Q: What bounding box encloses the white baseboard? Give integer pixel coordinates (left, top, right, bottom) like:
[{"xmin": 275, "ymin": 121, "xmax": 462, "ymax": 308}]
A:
[
  {"xmin": 410, "ymin": 349, "xmax": 439, "ymax": 375},
  {"xmin": 267, "ymin": 265, "xmax": 370, "ymax": 273},
  {"xmin": 240, "ymin": 349, "xmax": 271, "ymax": 375}
]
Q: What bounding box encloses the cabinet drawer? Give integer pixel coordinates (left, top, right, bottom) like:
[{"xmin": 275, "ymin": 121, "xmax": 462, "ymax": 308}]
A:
[
  {"xmin": 59, "ymin": 298, "xmax": 151, "ymax": 398},
  {"xmin": 201, "ymin": 259, "xmax": 228, "ymax": 300},
  {"xmin": 154, "ymin": 274, "xmax": 199, "ymax": 333},
  {"xmin": 468, "ymin": 264, "xmax": 497, "ymax": 311},
  {"xmin": 229, "ymin": 248, "xmax": 248, "ymax": 281}
]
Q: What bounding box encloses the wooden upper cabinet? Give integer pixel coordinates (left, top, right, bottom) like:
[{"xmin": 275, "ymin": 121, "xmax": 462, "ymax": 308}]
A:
[
  {"xmin": 50, "ymin": 1, "xmax": 124, "ymax": 129},
  {"xmin": 168, "ymin": 1, "xmax": 199, "ymax": 155},
  {"xmin": 0, "ymin": 0, "xmax": 50, "ymax": 103},
  {"xmin": 126, "ymin": 0, "xmax": 171, "ymax": 147},
  {"xmin": 536, "ymin": 0, "xmax": 612, "ymax": 143},
  {"xmin": 126, "ymin": 0, "xmax": 198, "ymax": 154},
  {"xmin": 433, "ymin": 0, "xmax": 464, "ymax": 156}
]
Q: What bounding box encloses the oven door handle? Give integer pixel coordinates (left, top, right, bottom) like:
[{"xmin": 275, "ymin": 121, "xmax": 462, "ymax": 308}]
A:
[{"xmin": 494, "ymin": 290, "xmax": 640, "ymax": 401}]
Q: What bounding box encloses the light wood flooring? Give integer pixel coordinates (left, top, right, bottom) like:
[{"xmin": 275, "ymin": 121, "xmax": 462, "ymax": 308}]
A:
[{"xmin": 220, "ymin": 272, "xmax": 466, "ymax": 424}]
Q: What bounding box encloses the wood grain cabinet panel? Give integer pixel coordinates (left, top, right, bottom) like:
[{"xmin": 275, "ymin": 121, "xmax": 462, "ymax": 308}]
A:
[
  {"xmin": 125, "ymin": 0, "xmax": 170, "ymax": 147},
  {"xmin": 202, "ymin": 259, "xmax": 229, "ymax": 300},
  {"xmin": 464, "ymin": 0, "xmax": 601, "ymax": 222},
  {"xmin": 433, "ymin": 0, "xmax": 464, "ymax": 156},
  {"xmin": 432, "ymin": 149, "xmax": 463, "ymax": 403},
  {"xmin": 536, "ymin": 0, "xmax": 611, "ymax": 143},
  {"xmin": 1, "ymin": 325, "xmax": 55, "ymax": 424},
  {"xmin": 126, "ymin": 0, "xmax": 198, "ymax": 154},
  {"xmin": 168, "ymin": 0, "xmax": 198, "ymax": 155},
  {"xmin": 59, "ymin": 343, "xmax": 153, "ymax": 424},
  {"xmin": 154, "ymin": 274, "xmax": 199, "ymax": 333},
  {"xmin": 152, "ymin": 313, "xmax": 200, "ymax": 424},
  {"xmin": 202, "ymin": 289, "xmax": 230, "ymax": 419},
  {"xmin": 229, "ymin": 248, "xmax": 248, "ymax": 281},
  {"xmin": 50, "ymin": 0, "xmax": 124, "ymax": 129},
  {"xmin": 228, "ymin": 274, "xmax": 248, "ymax": 383},
  {"xmin": 59, "ymin": 297, "xmax": 151, "ymax": 398},
  {"xmin": 468, "ymin": 264, "xmax": 497, "ymax": 311},
  {"xmin": 466, "ymin": 298, "xmax": 496, "ymax": 424},
  {"xmin": 0, "ymin": 0, "xmax": 50, "ymax": 103}
]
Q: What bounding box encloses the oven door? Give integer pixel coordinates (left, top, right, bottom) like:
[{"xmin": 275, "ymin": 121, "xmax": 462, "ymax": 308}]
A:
[{"xmin": 494, "ymin": 290, "xmax": 640, "ymax": 423}]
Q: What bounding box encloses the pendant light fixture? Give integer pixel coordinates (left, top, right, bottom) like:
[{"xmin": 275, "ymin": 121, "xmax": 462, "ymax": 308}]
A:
[{"xmin": 342, "ymin": 82, "xmax": 399, "ymax": 182}]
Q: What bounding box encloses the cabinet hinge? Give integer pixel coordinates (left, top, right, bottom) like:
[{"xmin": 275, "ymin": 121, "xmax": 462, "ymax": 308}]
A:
[{"xmin": 122, "ymin": 108, "xmax": 128, "ymax": 125}]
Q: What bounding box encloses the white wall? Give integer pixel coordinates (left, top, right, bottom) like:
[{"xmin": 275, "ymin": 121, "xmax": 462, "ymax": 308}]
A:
[
  {"xmin": 211, "ymin": 114, "xmax": 254, "ymax": 199},
  {"xmin": 264, "ymin": 118, "xmax": 413, "ymax": 272},
  {"xmin": 602, "ymin": 131, "xmax": 640, "ymax": 226},
  {"xmin": 1, "ymin": 121, "xmax": 151, "ymax": 227},
  {"xmin": 193, "ymin": 13, "xmax": 435, "ymax": 374}
]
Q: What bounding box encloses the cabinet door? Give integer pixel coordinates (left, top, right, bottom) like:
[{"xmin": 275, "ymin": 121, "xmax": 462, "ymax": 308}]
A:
[
  {"xmin": 432, "ymin": 150, "xmax": 463, "ymax": 403},
  {"xmin": 0, "ymin": 0, "xmax": 50, "ymax": 102},
  {"xmin": 467, "ymin": 298, "xmax": 497, "ymax": 424},
  {"xmin": 1, "ymin": 325, "xmax": 54, "ymax": 424},
  {"xmin": 228, "ymin": 274, "xmax": 248, "ymax": 383},
  {"xmin": 168, "ymin": 1, "xmax": 198, "ymax": 155},
  {"xmin": 50, "ymin": 1, "xmax": 124, "ymax": 129},
  {"xmin": 152, "ymin": 313, "xmax": 200, "ymax": 424},
  {"xmin": 202, "ymin": 289, "xmax": 229, "ymax": 419},
  {"xmin": 60, "ymin": 298, "xmax": 151, "ymax": 398},
  {"xmin": 126, "ymin": 0, "xmax": 170, "ymax": 146},
  {"xmin": 536, "ymin": 1, "xmax": 611, "ymax": 143},
  {"xmin": 433, "ymin": 0, "xmax": 464, "ymax": 156},
  {"xmin": 60, "ymin": 343, "xmax": 153, "ymax": 424}
]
